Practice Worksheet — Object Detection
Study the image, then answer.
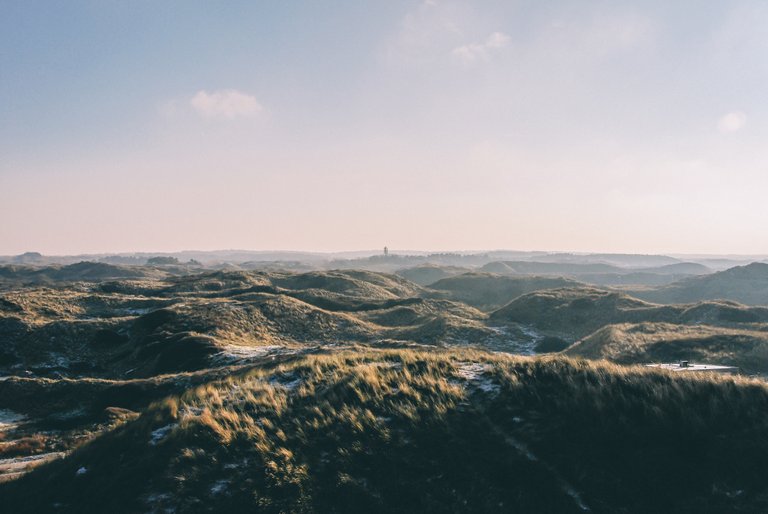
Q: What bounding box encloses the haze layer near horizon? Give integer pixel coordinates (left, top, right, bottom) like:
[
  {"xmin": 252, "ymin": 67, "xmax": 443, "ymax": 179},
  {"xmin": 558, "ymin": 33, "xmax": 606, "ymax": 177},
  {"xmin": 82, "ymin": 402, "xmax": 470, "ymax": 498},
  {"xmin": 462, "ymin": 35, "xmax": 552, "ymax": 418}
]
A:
[{"xmin": 2, "ymin": 1, "xmax": 767, "ymax": 255}]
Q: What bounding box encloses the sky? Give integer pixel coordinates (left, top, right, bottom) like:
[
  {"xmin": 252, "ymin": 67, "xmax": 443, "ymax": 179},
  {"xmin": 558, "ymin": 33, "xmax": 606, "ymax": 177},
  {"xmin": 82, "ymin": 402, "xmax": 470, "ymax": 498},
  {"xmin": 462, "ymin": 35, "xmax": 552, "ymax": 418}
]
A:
[{"xmin": 2, "ymin": 0, "xmax": 768, "ymax": 255}]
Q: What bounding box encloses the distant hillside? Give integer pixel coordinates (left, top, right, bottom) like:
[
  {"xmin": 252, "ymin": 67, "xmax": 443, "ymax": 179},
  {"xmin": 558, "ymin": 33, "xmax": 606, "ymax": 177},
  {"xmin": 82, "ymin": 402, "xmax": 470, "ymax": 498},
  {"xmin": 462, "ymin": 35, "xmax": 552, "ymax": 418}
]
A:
[
  {"xmin": 5, "ymin": 269, "xmax": 768, "ymax": 381},
  {"xmin": 565, "ymin": 322, "xmax": 768, "ymax": 374},
  {"xmin": 0, "ymin": 269, "xmax": 512, "ymax": 379},
  {"xmin": 573, "ymin": 272, "xmax": 696, "ymax": 287},
  {"xmin": 4, "ymin": 349, "xmax": 768, "ymax": 513},
  {"xmin": 633, "ymin": 262, "xmax": 768, "ymax": 306},
  {"xmin": 532, "ymin": 253, "xmax": 682, "ymax": 267},
  {"xmin": 426, "ymin": 273, "xmax": 582, "ymax": 310},
  {"xmin": 478, "ymin": 260, "xmax": 712, "ymax": 287},
  {"xmin": 0, "ymin": 262, "xmax": 171, "ymax": 285},
  {"xmin": 644, "ymin": 262, "xmax": 711, "ymax": 275},
  {"xmin": 480, "ymin": 260, "xmax": 710, "ymax": 276},
  {"xmin": 396, "ymin": 265, "xmax": 469, "ymax": 286},
  {"xmin": 480, "ymin": 261, "xmax": 621, "ymax": 274},
  {"xmin": 489, "ymin": 287, "xmax": 768, "ymax": 341},
  {"xmin": 271, "ymin": 269, "xmax": 423, "ymax": 300}
]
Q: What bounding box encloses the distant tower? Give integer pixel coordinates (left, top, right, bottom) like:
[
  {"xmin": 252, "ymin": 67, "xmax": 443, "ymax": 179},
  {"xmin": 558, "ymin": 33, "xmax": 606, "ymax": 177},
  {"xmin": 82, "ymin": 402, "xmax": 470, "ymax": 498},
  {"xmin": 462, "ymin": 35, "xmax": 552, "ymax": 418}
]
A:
[{"xmin": 384, "ymin": 246, "xmax": 389, "ymax": 257}]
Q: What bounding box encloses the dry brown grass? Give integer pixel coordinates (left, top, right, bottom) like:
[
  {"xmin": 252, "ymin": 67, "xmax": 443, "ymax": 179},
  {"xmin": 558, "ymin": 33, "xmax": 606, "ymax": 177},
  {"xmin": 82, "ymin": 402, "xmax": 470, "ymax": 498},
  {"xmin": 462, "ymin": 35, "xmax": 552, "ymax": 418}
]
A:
[
  {"xmin": 3, "ymin": 348, "xmax": 768, "ymax": 513},
  {"xmin": 0, "ymin": 435, "xmax": 46, "ymax": 458}
]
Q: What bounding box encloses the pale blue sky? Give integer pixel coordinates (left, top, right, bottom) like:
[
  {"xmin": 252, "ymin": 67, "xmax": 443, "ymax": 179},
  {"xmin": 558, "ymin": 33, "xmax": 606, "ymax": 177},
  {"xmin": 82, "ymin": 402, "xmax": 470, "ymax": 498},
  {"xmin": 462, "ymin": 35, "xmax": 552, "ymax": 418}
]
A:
[{"xmin": 2, "ymin": 1, "xmax": 767, "ymax": 254}]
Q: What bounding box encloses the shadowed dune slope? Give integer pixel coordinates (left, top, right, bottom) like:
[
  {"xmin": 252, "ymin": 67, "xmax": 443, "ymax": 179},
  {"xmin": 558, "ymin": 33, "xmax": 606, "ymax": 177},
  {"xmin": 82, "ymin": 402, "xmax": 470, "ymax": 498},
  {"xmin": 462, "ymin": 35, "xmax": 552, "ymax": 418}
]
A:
[{"xmin": 632, "ymin": 263, "xmax": 768, "ymax": 305}]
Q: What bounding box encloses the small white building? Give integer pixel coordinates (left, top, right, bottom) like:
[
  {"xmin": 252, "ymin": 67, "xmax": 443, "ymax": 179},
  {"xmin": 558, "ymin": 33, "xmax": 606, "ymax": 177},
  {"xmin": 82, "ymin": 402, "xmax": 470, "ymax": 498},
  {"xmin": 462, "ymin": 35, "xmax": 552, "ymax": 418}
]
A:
[{"xmin": 645, "ymin": 361, "xmax": 739, "ymax": 375}]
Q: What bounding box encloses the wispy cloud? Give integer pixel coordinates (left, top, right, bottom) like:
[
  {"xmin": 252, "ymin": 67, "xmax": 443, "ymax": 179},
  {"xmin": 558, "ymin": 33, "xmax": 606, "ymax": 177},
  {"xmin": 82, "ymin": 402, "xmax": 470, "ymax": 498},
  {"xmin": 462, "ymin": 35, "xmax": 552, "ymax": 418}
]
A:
[
  {"xmin": 190, "ymin": 89, "xmax": 262, "ymax": 119},
  {"xmin": 718, "ymin": 111, "xmax": 746, "ymax": 133},
  {"xmin": 382, "ymin": 0, "xmax": 475, "ymax": 67},
  {"xmin": 452, "ymin": 31, "xmax": 510, "ymax": 63}
]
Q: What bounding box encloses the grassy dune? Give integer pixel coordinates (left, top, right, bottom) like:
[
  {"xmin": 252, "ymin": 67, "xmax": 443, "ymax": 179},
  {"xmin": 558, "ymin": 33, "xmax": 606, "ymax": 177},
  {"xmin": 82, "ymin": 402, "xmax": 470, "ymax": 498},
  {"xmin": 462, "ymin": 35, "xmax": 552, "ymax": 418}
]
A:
[
  {"xmin": 632, "ymin": 262, "xmax": 768, "ymax": 305},
  {"xmin": 427, "ymin": 273, "xmax": 581, "ymax": 311},
  {"xmin": 490, "ymin": 287, "xmax": 768, "ymax": 342},
  {"xmin": 4, "ymin": 267, "xmax": 768, "ymax": 512},
  {"xmin": 0, "ymin": 270, "xmax": 524, "ymax": 380},
  {"xmin": 566, "ymin": 322, "xmax": 768, "ymax": 373},
  {"xmin": 3, "ymin": 349, "xmax": 768, "ymax": 513}
]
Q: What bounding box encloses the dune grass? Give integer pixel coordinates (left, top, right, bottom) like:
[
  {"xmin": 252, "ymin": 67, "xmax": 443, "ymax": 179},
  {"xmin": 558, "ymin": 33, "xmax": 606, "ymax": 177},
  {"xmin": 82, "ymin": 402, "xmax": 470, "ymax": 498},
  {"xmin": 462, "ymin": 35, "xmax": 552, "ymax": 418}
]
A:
[
  {"xmin": 565, "ymin": 322, "xmax": 768, "ymax": 373},
  {"xmin": 3, "ymin": 348, "xmax": 768, "ymax": 513}
]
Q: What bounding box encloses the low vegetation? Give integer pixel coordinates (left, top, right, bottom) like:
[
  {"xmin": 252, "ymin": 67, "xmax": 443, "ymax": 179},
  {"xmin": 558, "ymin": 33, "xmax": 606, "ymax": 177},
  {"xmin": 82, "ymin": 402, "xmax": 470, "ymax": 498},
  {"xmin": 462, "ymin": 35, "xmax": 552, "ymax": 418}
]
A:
[
  {"xmin": 3, "ymin": 349, "xmax": 768, "ymax": 513},
  {"xmin": 479, "ymin": 260, "xmax": 711, "ymax": 286},
  {"xmin": 490, "ymin": 287, "xmax": 768, "ymax": 342},
  {"xmin": 631, "ymin": 262, "xmax": 768, "ymax": 305},
  {"xmin": 4, "ymin": 264, "xmax": 768, "ymax": 511},
  {"xmin": 426, "ymin": 273, "xmax": 581, "ymax": 310},
  {"xmin": 566, "ymin": 322, "xmax": 768, "ymax": 374}
]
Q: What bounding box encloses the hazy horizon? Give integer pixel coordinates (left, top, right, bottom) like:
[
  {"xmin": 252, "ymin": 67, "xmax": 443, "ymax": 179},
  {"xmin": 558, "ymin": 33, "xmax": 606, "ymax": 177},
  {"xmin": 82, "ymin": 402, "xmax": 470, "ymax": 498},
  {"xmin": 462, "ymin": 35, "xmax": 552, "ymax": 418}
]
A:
[
  {"xmin": 5, "ymin": 247, "xmax": 768, "ymax": 263},
  {"xmin": 4, "ymin": 1, "xmax": 768, "ymax": 255}
]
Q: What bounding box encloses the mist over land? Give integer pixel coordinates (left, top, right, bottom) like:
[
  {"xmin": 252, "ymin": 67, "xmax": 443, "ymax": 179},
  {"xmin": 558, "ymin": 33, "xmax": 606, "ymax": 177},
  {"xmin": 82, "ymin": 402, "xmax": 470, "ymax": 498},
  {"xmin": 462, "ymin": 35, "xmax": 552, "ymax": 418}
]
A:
[{"xmin": 4, "ymin": 247, "xmax": 768, "ymax": 270}]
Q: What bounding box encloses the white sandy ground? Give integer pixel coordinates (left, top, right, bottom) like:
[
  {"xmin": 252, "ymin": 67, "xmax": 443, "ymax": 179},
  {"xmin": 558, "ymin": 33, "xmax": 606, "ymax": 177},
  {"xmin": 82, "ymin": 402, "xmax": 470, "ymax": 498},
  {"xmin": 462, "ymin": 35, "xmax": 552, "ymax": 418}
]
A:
[
  {"xmin": 455, "ymin": 363, "xmax": 501, "ymax": 394},
  {"xmin": 123, "ymin": 307, "xmax": 151, "ymax": 315},
  {"xmin": 0, "ymin": 409, "xmax": 68, "ymax": 481},
  {"xmin": 149, "ymin": 424, "xmax": 178, "ymax": 446},
  {"xmin": 486, "ymin": 325, "xmax": 542, "ymax": 355},
  {"xmin": 0, "ymin": 409, "xmax": 26, "ymax": 430},
  {"xmin": 269, "ymin": 375, "xmax": 303, "ymax": 391},
  {"xmin": 210, "ymin": 344, "xmax": 295, "ymax": 365},
  {"xmin": 0, "ymin": 453, "xmax": 67, "ymax": 481},
  {"xmin": 210, "ymin": 479, "xmax": 229, "ymax": 495}
]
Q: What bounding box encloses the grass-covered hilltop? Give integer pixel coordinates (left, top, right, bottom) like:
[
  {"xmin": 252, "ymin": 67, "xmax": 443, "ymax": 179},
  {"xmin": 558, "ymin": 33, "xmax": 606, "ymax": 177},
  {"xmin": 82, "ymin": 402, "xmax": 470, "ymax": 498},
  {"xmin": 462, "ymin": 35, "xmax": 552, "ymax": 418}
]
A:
[{"xmin": 2, "ymin": 260, "xmax": 768, "ymax": 512}]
